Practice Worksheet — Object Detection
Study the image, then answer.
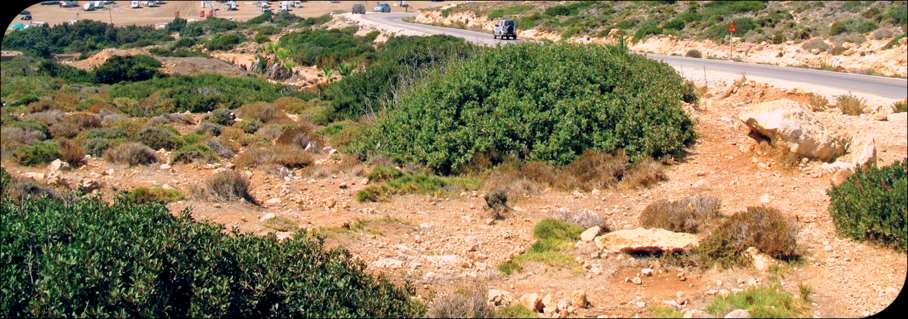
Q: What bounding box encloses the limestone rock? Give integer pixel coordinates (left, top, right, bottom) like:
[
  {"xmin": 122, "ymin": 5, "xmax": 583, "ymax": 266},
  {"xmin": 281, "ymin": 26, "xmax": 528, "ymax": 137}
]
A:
[
  {"xmin": 739, "ymin": 99, "xmax": 849, "ymax": 161},
  {"xmin": 724, "ymin": 309, "xmax": 751, "ymax": 318},
  {"xmin": 594, "ymin": 228, "xmax": 699, "ymax": 254},
  {"xmin": 580, "ymin": 226, "xmax": 602, "ymax": 242},
  {"xmin": 745, "ymin": 247, "xmax": 775, "ymax": 272},
  {"xmin": 571, "ymin": 290, "xmax": 589, "ymax": 309},
  {"xmin": 519, "ymin": 293, "xmax": 543, "ymax": 313},
  {"xmin": 371, "ymin": 258, "xmax": 403, "ymax": 269},
  {"xmin": 488, "ymin": 289, "xmax": 515, "ymax": 307}
]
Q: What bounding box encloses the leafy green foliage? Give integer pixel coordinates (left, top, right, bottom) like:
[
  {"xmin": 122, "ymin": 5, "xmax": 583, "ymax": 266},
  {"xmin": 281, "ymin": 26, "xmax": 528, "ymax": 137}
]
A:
[
  {"xmin": 0, "ymin": 196, "xmax": 424, "ymax": 317},
  {"xmin": 543, "ymin": 1, "xmax": 595, "ymax": 17},
  {"xmin": 358, "ymin": 44, "xmax": 695, "ymax": 174},
  {"xmin": 495, "ymin": 304, "xmax": 538, "ymax": 318},
  {"xmin": 93, "ymin": 55, "xmax": 162, "ymax": 84},
  {"xmin": 277, "ymin": 28, "xmax": 375, "ymax": 68},
  {"xmin": 488, "ymin": 4, "xmax": 532, "ymax": 19},
  {"xmin": 498, "ymin": 218, "xmax": 582, "ymax": 275},
  {"xmin": 829, "ymin": 18, "xmax": 879, "ymax": 35},
  {"xmin": 706, "ymin": 284, "xmax": 807, "ymax": 317},
  {"xmin": 2, "ymin": 20, "xmax": 171, "ymax": 57},
  {"xmin": 180, "ymin": 17, "xmax": 238, "ymax": 37},
  {"xmin": 326, "ymin": 35, "xmax": 479, "ymax": 121},
  {"xmin": 827, "ymin": 160, "xmax": 907, "ymax": 250},
  {"xmin": 171, "ymin": 144, "xmax": 218, "ymax": 164},
  {"xmin": 110, "ymin": 74, "xmax": 308, "ymax": 114},
  {"xmin": 13, "ymin": 141, "xmax": 59, "ymax": 166},
  {"xmin": 138, "ymin": 126, "xmax": 181, "ymax": 150},
  {"xmin": 205, "ymin": 33, "xmax": 246, "ymax": 51}
]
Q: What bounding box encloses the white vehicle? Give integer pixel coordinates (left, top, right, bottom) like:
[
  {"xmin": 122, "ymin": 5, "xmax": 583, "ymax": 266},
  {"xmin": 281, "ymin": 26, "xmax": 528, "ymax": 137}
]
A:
[
  {"xmin": 130, "ymin": 1, "xmax": 141, "ymax": 8},
  {"xmin": 145, "ymin": 1, "xmax": 160, "ymax": 7},
  {"xmin": 83, "ymin": 2, "xmax": 96, "ymax": 10},
  {"xmin": 280, "ymin": 1, "xmax": 289, "ymax": 12},
  {"xmin": 92, "ymin": 1, "xmax": 104, "ymax": 9},
  {"xmin": 59, "ymin": 1, "xmax": 78, "ymax": 7},
  {"xmin": 226, "ymin": 1, "xmax": 238, "ymax": 11},
  {"xmin": 292, "ymin": 1, "xmax": 302, "ymax": 7}
]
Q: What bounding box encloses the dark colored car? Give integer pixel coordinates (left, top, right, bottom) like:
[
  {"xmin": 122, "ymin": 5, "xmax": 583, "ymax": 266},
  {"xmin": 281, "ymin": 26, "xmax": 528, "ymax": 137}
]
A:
[
  {"xmin": 493, "ymin": 19, "xmax": 517, "ymax": 40},
  {"xmin": 352, "ymin": 3, "xmax": 366, "ymax": 14}
]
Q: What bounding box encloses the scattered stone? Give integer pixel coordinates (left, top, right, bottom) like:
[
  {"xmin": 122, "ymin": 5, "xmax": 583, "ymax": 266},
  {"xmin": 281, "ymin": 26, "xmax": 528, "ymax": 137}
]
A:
[
  {"xmin": 594, "ymin": 228, "xmax": 699, "ymax": 254},
  {"xmin": 23, "ymin": 172, "xmax": 45, "ymax": 181},
  {"xmin": 745, "ymin": 247, "xmax": 775, "ymax": 272},
  {"xmin": 47, "ymin": 159, "xmax": 68, "ymax": 173},
  {"xmin": 275, "ymin": 232, "xmax": 293, "ymax": 241},
  {"xmin": 630, "ymin": 277, "xmax": 643, "ymax": 285},
  {"xmin": 541, "ymin": 294, "xmax": 556, "ymax": 314},
  {"xmin": 372, "ymin": 258, "xmax": 403, "ymax": 268},
  {"xmin": 259, "ymin": 213, "xmax": 276, "ymax": 222},
  {"xmin": 683, "ymin": 309, "xmax": 711, "ymax": 318},
  {"xmin": 759, "ymin": 193, "xmax": 771, "ymax": 204},
  {"xmin": 487, "ymin": 289, "xmax": 515, "ymax": 307},
  {"xmin": 265, "ymin": 198, "xmax": 282, "ymax": 206},
  {"xmin": 640, "ymin": 268, "xmax": 654, "ymax": 276},
  {"xmin": 739, "ymin": 99, "xmax": 848, "ymax": 161},
  {"xmin": 519, "ymin": 293, "xmax": 543, "ymax": 312},
  {"xmin": 78, "ymin": 178, "xmax": 101, "ymax": 193},
  {"xmin": 724, "ymin": 309, "xmax": 751, "ymax": 318},
  {"xmin": 571, "ymin": 290, "xmax": 589, "ymax": 309},
  {"xmin": 159, "ymin": 163, "xmax": 171, "ymax": 170},
  {"xmin": 580, "ymin": 226, "xmax": 602, "ymax": 242},
  {"xmin": 663, "ymin": 299, "xmax": 682, "ymax": 310}
]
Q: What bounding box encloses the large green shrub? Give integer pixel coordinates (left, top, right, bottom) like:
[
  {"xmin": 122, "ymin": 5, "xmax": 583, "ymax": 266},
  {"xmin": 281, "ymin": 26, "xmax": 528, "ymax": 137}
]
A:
[
  {"xmin": 358, "ymin": 43, "xmax": 695, "ymax": 174},
  {"xmin": 828, "ymin": 160, "xmax": 907, "ymax": 249},
  {"xmin": 93, "ymin": 55, "xmax": 162, "ymax": 84},
  {"xmin": 277, "ymin": 28, "xmax": 375, "ymax": 68},
  {"xmin": 326, "ymin": 35, "xmax": 479, "ymax": 121},
  {"xmin": 0, "ymin": 196, "xmax": 424, "ymax": 317},
  {"xmin": 1, "ymin": 20, "xmax": 171, "ymax": 57},
  {"xmin": 205, "ymin": 33, "xmax": 246, "ymax": 51},
  {"xmin": 13, "ymin": 141, "xmax": 59, "ymax": 166}
]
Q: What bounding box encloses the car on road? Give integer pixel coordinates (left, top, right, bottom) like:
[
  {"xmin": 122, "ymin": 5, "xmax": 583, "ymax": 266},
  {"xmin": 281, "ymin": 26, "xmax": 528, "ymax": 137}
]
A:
[
  {"xmin": 59, "ymin": 1, "xmax": 78, "ymax": 7},
  {"xmin": 352, "ymin": 4, "xmax": 365, "ymax": 14},
  {"xmin": 40, "ymin": 1, "xmax": 59, "ymax": 5},
  {"xmin": 493, "ymin": 19, "xmax": 517, "ymax": 40},
  {"xmin": 374, "ymin": 3, "xmax": 391, "ymax": 13},
  {"xmin": 20, "ymin": 14, "xmax": 32, "ymax": 21}
]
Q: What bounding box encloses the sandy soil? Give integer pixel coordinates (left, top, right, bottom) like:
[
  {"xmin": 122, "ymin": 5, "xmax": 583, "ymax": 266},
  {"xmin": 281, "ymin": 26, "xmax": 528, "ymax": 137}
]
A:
[
  {"xmin": 16, "ymin": 1, "xmax": 453, "ymax": 28},
  {"xmin": 3, "ymin": 79, "xmax": 905, "ymax": 317}
]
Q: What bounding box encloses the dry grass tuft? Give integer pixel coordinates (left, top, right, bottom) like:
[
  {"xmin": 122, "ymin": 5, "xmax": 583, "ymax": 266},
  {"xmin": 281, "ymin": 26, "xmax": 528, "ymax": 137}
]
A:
[
  {"xmin": 426, "ymin": 281, "xmax": 493, "ymax": 318},
  {"xmin": 696, "ymin": 206, "xmax": 799, "ymax": 267},
  {"xmin": 104, "ymin": 142, "xmax": 157, "ymax": 166},
  {"xmin": 639, "ymin": 195, "xmax": 722, "ymax": 233},
  {"xmin": 835, "ymin": 94, "xmax": 866, "ymax": 115},
  {"xmin": 194, "ymin": 170, "xmax": 257, "ymax": 204},
  {"xmin": 58, "ymin": 139, "xmax": 86, "ymax": 167}
]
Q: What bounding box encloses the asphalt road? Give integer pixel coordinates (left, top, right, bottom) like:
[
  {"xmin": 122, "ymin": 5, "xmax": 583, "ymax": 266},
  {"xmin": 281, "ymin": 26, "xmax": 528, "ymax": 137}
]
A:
[{"xmin": 360, "ymin": 13, "xmax": 907, "ymax": 100}]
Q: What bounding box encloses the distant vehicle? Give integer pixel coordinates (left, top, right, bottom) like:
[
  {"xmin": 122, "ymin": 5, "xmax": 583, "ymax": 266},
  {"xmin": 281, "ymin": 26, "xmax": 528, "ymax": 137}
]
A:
[
  {"xmin": 493, "ymin": 19, "xmax": 517, "ymax": 40},
  {"xmin": 292, "ymin": 1, "xmax": 302, "ymax": 8},
  {"xmin": 145, "ymin": 1, "xmax": 161, "ymax": 7},
  {"xmin": 40, "ymin": 1, "xmax": 59, "ymax": 5},
  {"xmin": 373, "ymin": 3, "xmax": 391, "ymax": 12},
  {"xmin": 21, "ymin": 14, "xmax": 32, "ymax": 21},
  {"xmin": 261, "ymin": 6, "xmax": 272, "ymax": 13},
  {"xmin": 352, "ymin": 3, "xmax": 365, "ymax": 14},
  {"xmin": 280, "ymin": 1, "xmax": 290, "ymax": 12},
  {"xmin": 226, "ymin": 1, "xmax": 238, "ymax": 10},
  {"xmin": 19, "ymin": 10, "xmax": 31, "ymax": 15},
  {"xmin": 83, "ymin": 2, "xmax": 96, "ymax": 10},
  {"xmin": 131, "ymin": 1, "xmax": 141, "ymax": 8},
  {"xmin": 59, "ymin": 1, "xmax": 78, "ymax": 7}
]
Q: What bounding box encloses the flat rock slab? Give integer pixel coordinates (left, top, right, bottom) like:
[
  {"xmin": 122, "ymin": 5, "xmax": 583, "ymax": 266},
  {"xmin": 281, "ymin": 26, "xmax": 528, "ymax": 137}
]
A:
[{"xmin": 594, "ymin": 228, "xmax": 699, "ymax": 254}]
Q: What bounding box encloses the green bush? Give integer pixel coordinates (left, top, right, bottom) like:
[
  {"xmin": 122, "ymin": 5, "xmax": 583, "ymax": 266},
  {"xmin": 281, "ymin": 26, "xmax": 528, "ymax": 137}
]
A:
[
  {"xmin": 358, "ymin": 43, "xmax": 695, "ymax": 174},
  {"xmin": 205, "ymin": 33, "xmax": 246, "ymax": 51},
  {"xmin": 209, "ymin": 109, "xmax": 236, "ymax": 126},
  {"xmin": 829, "ymin": 18, "xmax": 879, "ymax": 35},
  {"xmin": 82, "ymin": 138, "xmax": 113, "ymax": 157},
  {"xmin": 543, "ymin": 1, "xmax": 594, "ymax": 17},
  {"xmin": 634, "ymin": 20, "xmax": 663, "ymax": 40},
  {"xmin": 827, "ymin": 160, "xmax": 907, "ymax": 249},
  {"xmin": 171, "ymin": 144, "xmax": 218, "ymax": 164},
  {"xmin": 696, "ymin": 206, "xmax": 799, "ymax": 267},
  {"xmin": 277, "ymin": 28, "xmax": 374, "ymax": 68},
  {"xmin": 488, "ymin": 4, "xmax": 533, "ymax": 19},
  {"xmin": 138, "ymin": 126, "xmax": 181, "ymax": 151},
  {"xmin": 326, "ymin": 35, "xmax": 479, "ymax": 121},
  {"xmin": 165, "ymin": 17, "xmax": 187, "ymax": 33},
  {"xmin": 93, "ymin": 55, "xmax": 162, "ymax": 84},
  {"xmin": 0, "ymin": 196, "xmax": 424, "ymax": 317},
  {"xmin": 498, "ymin": 218, "xmax": 582, "ymax": 275},
  {"xmin": 13, "ymin": 141, "xmax": 59, "ymax": 166},
  {"xmin": 2, "ymin": 20, "xmax": 171, "ymax": 57}
]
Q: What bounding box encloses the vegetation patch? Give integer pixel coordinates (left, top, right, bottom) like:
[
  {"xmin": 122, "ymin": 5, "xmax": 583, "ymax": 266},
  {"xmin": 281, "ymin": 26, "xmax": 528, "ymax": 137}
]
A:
[
  {"xmin": 357, "ymin": 43, "xmax": 695, "ymax": 174},
  {"xmin": 123, "ymin": 186, "xmax": 185, "ymax": 204},
  {"xmin": 104, "ymin": 142, "xmax": 157, "ymax": 166},
  {"xmin": 706, "ymin": 284, "xmax": 807, "ymax": 318},
  {"xmin": 277, "ymin": 28, "xmax": 375, "ymax": 69},
  {"xmin": 355, "ymin": 166, "xmax": 481, "ymax": 202},
  {"xmin": 2, "ymin": 20, "xmax": 171, "ymax": 57},
  {"xmin": 195, "ymin": 170, "xmax": 256, "ymax": 204},
  {"xmin": 498, "ymin": 218, "xmax": 583, "ymax": 275},
  {"xmin": 262, "ymin": 216, "xmax": 300, "ymax": 232},
  {"xmin": 696, "ymin": 207, "xmax": 800, "ymax": 268},
  {"xmin": 93, "ymin": 55, "xmax": 162, "ymax": 84},
  {"xmin": 640, "ymin": 195, "xmax": 722, "ymax": 233},
  {"xmin": 0, "ymin": 195, "xmax": 423, "ymax": 317},
  {"xmin": 13, "ymin": 141, "xmax": 59, "ymax": 166},
  {"xmin": 827, "ymin": 160, "xmax": 907, "ymax": 250},
  {"xmin": 427, "ymin": 282, "xmax": 492, "ymax": 318},
  {"xmin": 495, "ymin": 304, "xmax": 538, "ymax": 318}
]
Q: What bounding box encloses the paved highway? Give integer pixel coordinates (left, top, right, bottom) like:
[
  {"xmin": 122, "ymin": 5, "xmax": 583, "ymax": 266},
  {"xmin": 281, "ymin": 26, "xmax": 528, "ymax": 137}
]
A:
[{"xmin": 358, "ymin": 13, "xmax": 907, "ymax": 100}]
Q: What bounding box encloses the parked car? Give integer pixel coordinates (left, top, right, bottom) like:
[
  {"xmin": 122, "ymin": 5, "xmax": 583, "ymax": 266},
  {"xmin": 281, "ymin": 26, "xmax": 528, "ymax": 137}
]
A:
[
  {"xmin": 59, "ymin": 1, "xmax": 78, "ymax": 7},
  {"xmin": 21, "ymin": 14, "xmax": 32, "ymax": 21},
  {"xmin": 352, "ymin": 4, "xmax": 365, "ymax": 14},
  {"xmin": 493, "ymin": 19, "xmax": 517, "ymax": 40},
  {"xmin": 40, "ymin": 1, "xmax": 59, "ymax": 5},
  {"xmin": 373, "ymin": 3, "xmax": 391, "ymax": 13}
]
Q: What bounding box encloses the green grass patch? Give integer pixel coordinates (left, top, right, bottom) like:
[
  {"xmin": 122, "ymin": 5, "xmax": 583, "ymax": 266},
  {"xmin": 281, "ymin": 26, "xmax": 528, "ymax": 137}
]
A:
[
  {"xmin": 498, "ymin": 218, "xmax": 583, "ymax": 275},
  {"xmin": 648, "ymin": 305, "xmax": 683, "ymax": 318},
  {"xmin": 488, "ymin": 5, "xmax": 533, "ymax": 19},
  {"xmin": 262, "ymin": 216, "xmax": 299, "ymax": 232},
  {"xmin": 706, "ymin": 284, "xmax": 808, "ymax": 318},
  {"xmin": 123, "ymin": 187, "xmax": 185, "ymax": 204},
  {"xmin": 355, "ymin": 166, "xmax": 481, "ymax": 202},
  {"xmin": 495, "ymin": 304, "xmax": 538, "ymax": 318}
]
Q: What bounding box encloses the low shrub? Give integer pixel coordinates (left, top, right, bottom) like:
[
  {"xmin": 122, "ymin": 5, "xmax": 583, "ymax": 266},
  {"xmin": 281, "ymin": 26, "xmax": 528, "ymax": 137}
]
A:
[
  {"xmin": 706, "ymin": 284, "xmax": 807, "ymax": 317},
  {"xmin": 801, "ymin": 38, "xmax": 830, "ymax": 53},
  {"xmin": 14, "ymin": 141, "xmax": 59, "ymax": 166},
  {"xmin": 93, "ymin": 55, "xmax": 162, "ymax": 84},
  {"xmin": 685, "ymin": 49, "xmax": 703, "ymax": 58},
  {"xmin": 262, "ymin": 216, "xmax": 299, "ymax": 232},
  {"xmin": 209, "ymin": 108, "xmax": 236, "ymax": 126},
  {"xmin": 195, "ymin": 170, "xmax": 256, "ymax": 203},
  {"xmin": 123, "ymin": 186, "xmax": 185, "ymax": 204},
  {"xmin": 829, "ymin": 18, "xmax": 879, "ymax": 36},
  {"xmin": 49, "ymin": 113, "xmax": 101, "ymax": 139},
  {"xmin": 640, "ymin": 195, "xmax": 722, "ymax": 233},
  {"xmin": 827, "ymin": 160, "xmax": 907, "ymax": 249},
  {"xmin": 498, "ymin": 218, "xmax": 582, "ymax": 275},
  {"xmin": 0, "ymin": 127, "xmax": 46, "ymax": 149},
  {"xmin": 205, "ymin": 33, "xmax": 246, "ymax": 51},
  {"xmin": 495, "ymin": 304, "xmax": 538, "ymax": 318},
  {"xmin": 892, "ymin": 100, "xmax": 907, "ymax": 113},
  {"xmin": 206, "ymin": 138, "xmax": 237, "ymax": 159},
  {"xmin": 276, "ymin": 28, "xmax": 375, "ymax": 68},
  {"xmin": 58, "ymin": 139, "xmax": 86, "ymax": 167},
  {"xmin": 619, "ymin": 158, "xmax": 668, "ymax": 189},
  {"xmin": 696, "ymin": 206, "xmax": 799, "ymax": 267},
  {"xmin": 234, "ymin": 145, "xmax": 313, "ymax": 169},
  {"xmin": 104, "ymin": 142, "xmax": 158, "ymax": 166},
  {"xmin": 239, "ymin": 119, "xmax": 264, "ymax": 134},
  {"xmin": 484, "ymin": 189, "xmax": 508, "ymax": 217},
  {"xmin": 427, "ymin": 282, "xmax": 493, "ymax": 318},
  {"xmin": 555, "ymin": 209, "xmax": 606, "ymax": 230},
  {"xmin": 355, "ymin": 167, "xmax": 481, "ymax": 202},
  {"xmin": 237, "ymin": 102, "xmax": 289, "ymax": 124},
  {"xmin": 835, "ymin": 94, "xmax": 866, "ymax": 115},
  {"xmin": 0, "ymin": 170, "xmax": 63, "ymax": 203},
  {"xmin": 1, "ymin": 20, "xmax": 171, "ymax": 57},
  {"xmin": 138, "ymin": 126, "xmax": 181, "ymax": 150},
  {"xmin": 196, "ymin": 122, "xmax": 223, "ymax": 136},
  {"xmin": 171, "ymin": 144, "xmax": 218, "ymax": 164},
  {"xmin": 82, "ymin": 138, "xmax": 112, "ymax": 157},
  {"xmin": 0, "ymin": 196, "xmax": 424, "ymax": 317}
]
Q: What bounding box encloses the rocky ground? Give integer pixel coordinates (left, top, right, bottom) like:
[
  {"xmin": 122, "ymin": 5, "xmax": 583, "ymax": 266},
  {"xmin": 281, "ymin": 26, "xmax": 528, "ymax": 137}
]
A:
[{"xmin": 4, "ymin": 77, "xmax": 905, "ymax": 317}]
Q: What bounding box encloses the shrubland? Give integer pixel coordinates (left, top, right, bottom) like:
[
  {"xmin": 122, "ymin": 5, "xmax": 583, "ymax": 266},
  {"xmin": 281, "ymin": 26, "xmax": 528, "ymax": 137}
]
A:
[
  {"xmin": 0, "ymin": 194, "xmax": 424, "ymax": 317},
  {"xmin": 354, "ymin": 43, "xmax": 695, "ymax": 174},
  {"xmin": 276, "ymin": 28, "xmax": 376, "ymax": 69},
  {"xmin": 1, "ymin": 20, "xmax": 171, "ymax": 57},
  {"xmin": 827, "ymin": 160, "xmax": 907, "ymax": 250}
]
